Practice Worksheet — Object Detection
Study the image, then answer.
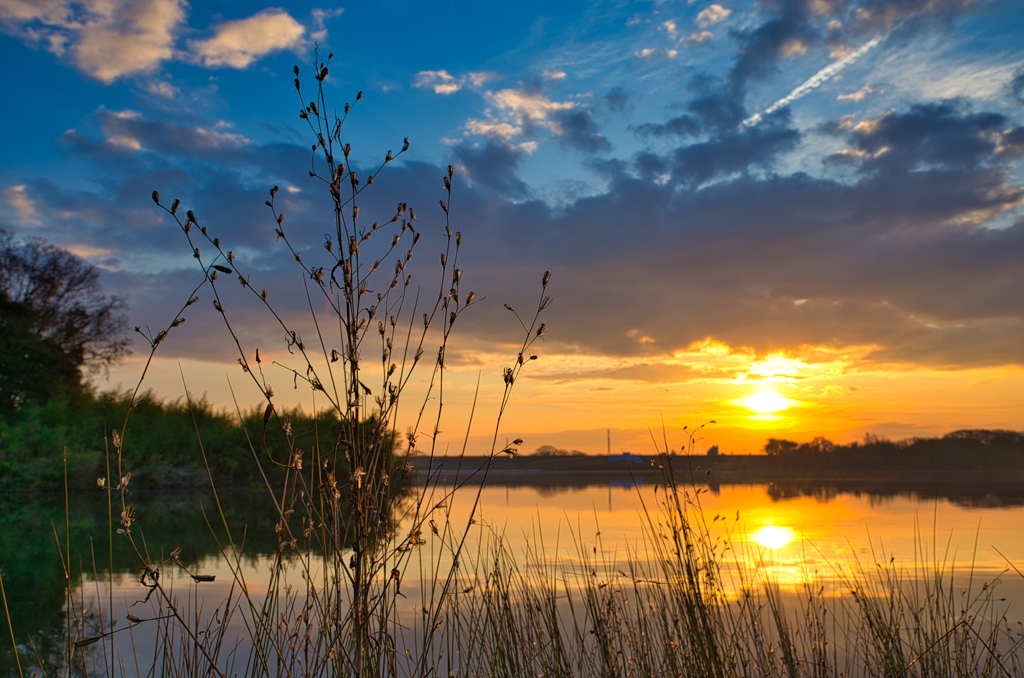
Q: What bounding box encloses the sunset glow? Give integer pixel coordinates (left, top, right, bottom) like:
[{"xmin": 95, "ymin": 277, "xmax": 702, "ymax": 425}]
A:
[
  {"xmin": 735, "ymin": 391, "xmax": 798, "ymax": 419},
  {"xmin": 2, "ymin": 0, "xmax": 1022, "ymax": 457}
]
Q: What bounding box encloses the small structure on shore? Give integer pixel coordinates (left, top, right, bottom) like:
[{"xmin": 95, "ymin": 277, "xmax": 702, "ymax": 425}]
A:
[{"xmin": 608, "ymin": 452, "xmax": 643, "ymax": 464}]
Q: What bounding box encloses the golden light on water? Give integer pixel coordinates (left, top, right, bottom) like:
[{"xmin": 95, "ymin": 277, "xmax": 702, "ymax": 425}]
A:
[{"xmin": 750, "ymin": 525, "xmax": 797, "ymax": 549}]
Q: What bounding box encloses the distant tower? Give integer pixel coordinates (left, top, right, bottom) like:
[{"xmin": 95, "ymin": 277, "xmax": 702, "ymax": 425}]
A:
[{"xmin": 607, "ymin": 429, "xmax": 611, "ymax": 456}]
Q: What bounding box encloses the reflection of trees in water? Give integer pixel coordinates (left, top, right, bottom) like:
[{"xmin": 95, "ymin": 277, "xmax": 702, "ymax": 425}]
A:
[
  {"xmin": 0, "ymin": 483, "xmax": 415, "ymax": 677},
  {"xmin": 761, "ymin": 478, "xmax": 1024, "ymax": 508}
]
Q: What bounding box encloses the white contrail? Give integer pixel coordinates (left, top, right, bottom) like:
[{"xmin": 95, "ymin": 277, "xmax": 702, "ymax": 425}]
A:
[{"xmin": 741, "ymin": 36, "xmax": 884, "ymax": 129}]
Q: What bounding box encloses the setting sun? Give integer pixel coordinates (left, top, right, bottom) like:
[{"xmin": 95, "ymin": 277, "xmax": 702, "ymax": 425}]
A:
[{"xmin": 735, "ymin": 391, "xmax": 799, "ymax": 420}]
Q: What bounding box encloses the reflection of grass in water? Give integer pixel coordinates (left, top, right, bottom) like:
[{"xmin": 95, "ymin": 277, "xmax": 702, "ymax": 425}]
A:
[
  {"xmin": 0, "ymin": 488, "xmax": 334, "ymax": 677},
  {"xmin": 6, "ymin": 470, "xmax": 1024, "ymax": 676},
  {"xmin": 437, "ymin": 457, "xmax": 1022, "ymax": 677}
]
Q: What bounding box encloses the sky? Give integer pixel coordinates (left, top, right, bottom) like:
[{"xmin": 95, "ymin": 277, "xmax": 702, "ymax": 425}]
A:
[{"xmin": 2, "ymin": 0, "xmax": 1023, "ymax": 457}]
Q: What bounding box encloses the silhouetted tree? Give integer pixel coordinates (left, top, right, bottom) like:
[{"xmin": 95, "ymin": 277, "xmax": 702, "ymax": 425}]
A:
[{"xmin": 0, "ymin": 230, "xmax": 129, "ymax": 413}]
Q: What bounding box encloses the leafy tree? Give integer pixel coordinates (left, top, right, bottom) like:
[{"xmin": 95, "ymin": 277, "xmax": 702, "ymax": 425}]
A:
[
  {"xmin": 763, "ymin": 438, "xmax": 799, "ymax": 456},
  {"xmin": 0, "ymin": 230, "xmax": 129, "ymax": 413}
]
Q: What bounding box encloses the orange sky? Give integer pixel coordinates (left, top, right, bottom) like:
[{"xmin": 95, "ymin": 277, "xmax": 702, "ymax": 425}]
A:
[{"xmin": 104, "ymin": 335, "xmax": 1024, "ymax": 457}]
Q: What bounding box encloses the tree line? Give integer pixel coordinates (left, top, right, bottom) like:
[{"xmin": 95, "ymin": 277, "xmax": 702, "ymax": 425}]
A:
[
  {"xmin": 763, "ymin": 430, "xmax": 1024, "ymax": 472},
  {"xmin": 0, "ymin": 230, "xmax": 381, "ymax": 491}
]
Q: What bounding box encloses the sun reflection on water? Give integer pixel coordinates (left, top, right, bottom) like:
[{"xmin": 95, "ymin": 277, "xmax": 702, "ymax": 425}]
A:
[{"xmin": 750, "ymin": 524, "xmax": 797, "ymax": 549}]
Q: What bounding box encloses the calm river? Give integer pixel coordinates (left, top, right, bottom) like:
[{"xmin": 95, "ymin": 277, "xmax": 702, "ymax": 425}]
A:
[{"xmin": 4, "ymin": 474, "xmax": 1024, "ymax": 676}]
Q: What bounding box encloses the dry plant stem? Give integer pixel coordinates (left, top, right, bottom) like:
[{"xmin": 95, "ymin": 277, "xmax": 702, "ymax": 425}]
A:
[
  {"xmin": 0, "ymin": 570, "xmax": 23, "ymax": 678},
  {"xmin": 108, "ymin": 45, "xmax": 555, "ymax": 678}
]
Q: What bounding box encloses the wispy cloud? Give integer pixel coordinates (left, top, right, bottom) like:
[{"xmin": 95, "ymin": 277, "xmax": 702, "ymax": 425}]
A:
[
  {"xmin": 742, "ymin": 36, "xmax": 883, "ymax": 128},
  {"xmin": 413, "ymin": 69, "xmax": 498, "ymax": 95},
  {"xmin": 837, "ymin": 84, "xmax": 876, "ymax": 102},
  {"xmin": 2, "ymin": 185, "xmax": 41, "ymax": 226}
]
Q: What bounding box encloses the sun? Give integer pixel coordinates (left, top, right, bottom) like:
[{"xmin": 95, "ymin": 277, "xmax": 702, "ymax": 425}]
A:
[
  {"xmin": 734, "ymin": 390, "xmax": 798, "ymax": 419},
  {"xmin": 750, "ymin": 525, "xmax": 797, "ymax": 549}
]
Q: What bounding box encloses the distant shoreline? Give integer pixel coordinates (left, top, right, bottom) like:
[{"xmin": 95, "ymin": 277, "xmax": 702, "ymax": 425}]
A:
[{"xmin": 413, "ymin": 453, "xmax": 1024, "ymax": 507}]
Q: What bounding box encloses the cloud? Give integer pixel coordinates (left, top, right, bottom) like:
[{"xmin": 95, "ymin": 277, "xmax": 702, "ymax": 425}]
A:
[
  {"xmin": 551, "ymin": 110, "xmax": 612, "ymax": 155},
  {"xmin": 687, "ymin": 31, "xmax": 714, "ymax": 43},
  {"xmin": 696, "ymin": 4, "xmax": 731, "ymax": 28},
  {"xmin": 672, "ymin": 111, "xmax": 801, "ymax": 186},
  {"xmin": 56, "ymin": 107, "xmax": 252, "ymax": 162},
  {"xmin": 309, "ymin": 7, "xmax": 342, "ymax": 42},
  {"xmin": 2, "ymin": 185, "xmax": 41, "ymax": 226},
  {"xmin": 995, "ymin": 126, "xmax": 1024, "ymax": 159},
  {"xmin": 0, "ymin": 1, "xmax": 310, "ymax": 81},
  {"xmin": 634, "ymin": 115, "xmax": 701, "ymax": 139},
  {"xmin": 742, "ymin": 36, "xmax": 884, "ymax": 128},
  {"xmin": 839, "ymin": 102, "xmax": 1006, "ymax": 173},
  {"xmin": 465, "ymin": 119, "xmax": 522, "ymax": 140},
  {"xmin": 466, "ymin": 88, "xmax": 576, "ymax": 140},
  {"xmin": 413, "ymin": 69, "xmax": 499, "ymax": 95},
  {"xmin": 730, "ymin": 1, "xmax": 820, "ymax": 87},
  {"xmin": 414, "ymin": 70, "xmax": 461, "ymax": 95},
  {"xmin": 0, "ymin": 0, "xmax": 187, "ymax": 82},
  {"xmin": 1012, "ymin": 67, "xmax": 1024, "ymax": 103},
  {"xmin": 451, "ymin": 141, "xmax": 530, "ymax": 198},
  {"xmin": 23, "ymin": 78, "xmax": 1024, "ymax": 383},
  {"xmin": 837, "ymin": 84, "xmax": 877, "ymax": 102},
  {"xmin": 603, "ymin": 87, "xmax": 630, "ymax": 114},
  {"xmin": 852, "ymin": 0, "xmax": 985, "ymax": 34},
  {"xmin": 142, "ymin": 79, "xmax": 179, "ymax": 99},
  {"xmin": 187, "ymin": 9, "xmax": 304, "ymax": 69}
]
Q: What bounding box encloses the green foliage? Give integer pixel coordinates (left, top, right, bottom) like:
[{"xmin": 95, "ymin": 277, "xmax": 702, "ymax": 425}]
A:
[
  {"xmin": 0, "ymin": 389, "xmax": 352, "ymax": 491},
  {"xmin": 0, "ymin": 298, "xmax": 83, "ymax": 415}
]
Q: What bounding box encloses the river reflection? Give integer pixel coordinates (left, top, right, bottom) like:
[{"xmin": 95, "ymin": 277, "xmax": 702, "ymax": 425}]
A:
[{"xmin": 4, "ymin": 477, "xmax": 1024, "ymax": 676}]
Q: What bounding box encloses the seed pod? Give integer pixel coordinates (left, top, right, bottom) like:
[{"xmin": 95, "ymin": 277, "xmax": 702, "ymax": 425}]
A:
[
  {"xmin": 171, "ymin": 198, "xmax": 180, "ymax": 214},
  {"xmin": 213, "ymin": 264, "xmax": 232, "ymax": 274},
  {"xmin": 151, "ymin": 190, "xmax": 160, "ymax": 204}
]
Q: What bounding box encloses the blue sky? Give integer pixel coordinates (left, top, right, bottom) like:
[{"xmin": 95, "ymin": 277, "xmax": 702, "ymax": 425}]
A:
[{"xmin": 2, "ymin": 0, "xmax": 1024, "ymax": 451}]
